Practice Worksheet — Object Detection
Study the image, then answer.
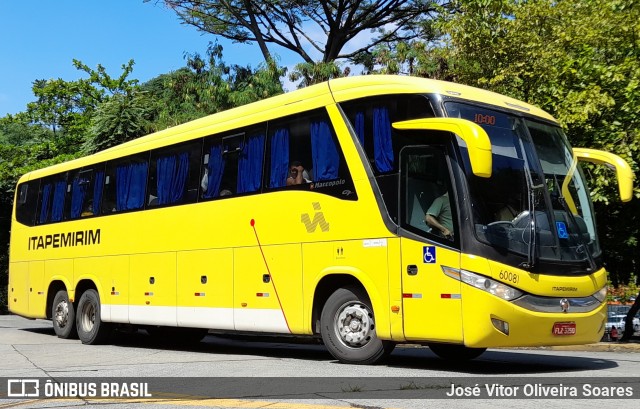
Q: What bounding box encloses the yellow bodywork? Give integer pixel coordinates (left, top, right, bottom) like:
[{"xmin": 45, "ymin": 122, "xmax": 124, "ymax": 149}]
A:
[{"xmin": 8, "ymin": 75, "xmax": 615, "ymax": 348}]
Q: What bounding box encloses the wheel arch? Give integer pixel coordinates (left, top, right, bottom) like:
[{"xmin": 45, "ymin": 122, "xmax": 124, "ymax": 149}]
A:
[
  {"xmin": 310, "ymin": 270, "xmax": 390, "ymax": 338},
  {"xmin": 75, "ymin": 279, "xmax": 99, "ymax": 302}
]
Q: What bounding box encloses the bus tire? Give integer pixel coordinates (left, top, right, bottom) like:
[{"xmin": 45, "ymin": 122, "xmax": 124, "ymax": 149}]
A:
[
  {"xmin": 320, "ymin": 286, "xmax": 395, "ymax": 364},
  {"xmin": 52, "ymin": 290, "xmax": 77, "ymax": 339},
  {"xmin": 428, "ymin": 343, "xmax": 486, "ymax": 361},
  {"xmin": 76, "ymin": 289, "xmax": 112, "ymax": 345}
]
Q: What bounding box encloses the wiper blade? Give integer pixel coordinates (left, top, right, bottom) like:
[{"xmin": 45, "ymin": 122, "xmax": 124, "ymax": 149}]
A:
[{"xmin": 519, "ymin": 184, "xmax": 544, "ymax": 270}]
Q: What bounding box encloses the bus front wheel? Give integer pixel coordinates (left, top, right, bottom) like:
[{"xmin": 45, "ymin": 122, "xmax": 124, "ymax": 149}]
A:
[
  {"xmin": 76, "ymin": 289, "xmax": 112, "ymax": 345},
  {"xmin": 52, "ymin": 290, "xmax": 77, "ymax": 339},
  {"xmin": 320, "ymin": 286, "xmax": 395, "ymax": 364},
  {"xmin": 428, "ymin": 343, "xmax": 486, "ymax": 361}
]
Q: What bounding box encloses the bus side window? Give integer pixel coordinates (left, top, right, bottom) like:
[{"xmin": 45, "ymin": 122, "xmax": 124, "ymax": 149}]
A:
[
  {"xmin": 267, "ymin": 109, "xmax": 346, "ymax": 192},
  {"xmin": 16, "ymin": 180, "xmax": 40, "ymax": 226},
  {"xmin": 149, "ymin": 141, "xmax": 201, "ymax": 207},
  {"xmin": 236, "ymin": 129, "xmax": 265, "ymax": 194},
  {"xmin": 342, "ymin": 94, "xmax": 436, "ymax": 175},
  {"xmin": 37, "ymin": 175, "xmax": 67, "ymax": 224},
  {"xmin": 268, "ymin": 125, "xmax": 294, "ymax": 189},
  {"xmin": 67, "ymin": 169, "xmax": 94, "ymax": 220},
  {"xmin": 104, "ymin": 153, "xmax": 149, "ymax": 213},
  {"xmin": 202, "ymin": 125, "xmax": 266, "ymax": 198}
]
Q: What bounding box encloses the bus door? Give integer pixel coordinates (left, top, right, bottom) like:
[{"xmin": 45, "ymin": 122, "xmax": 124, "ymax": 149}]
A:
[{"xmin": 399, "ymin": 145, "xmax": 463, "ymax": 342}]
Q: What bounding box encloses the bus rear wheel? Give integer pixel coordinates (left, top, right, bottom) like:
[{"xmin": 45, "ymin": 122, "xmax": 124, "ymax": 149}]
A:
[
  {"xmin": 428, "ymin": 343, "xmax": 486, "ymax": 361},
  {"xmin": 76, "ymin": 289, "xmax": 112, "ymax": 345},
  {"xmin": 320, "ymin": 286, "xmax": 395, "ymax": 364},
  {"xmin": 52, "ymin": 290, "xmax": 77, "ymax": 339}
]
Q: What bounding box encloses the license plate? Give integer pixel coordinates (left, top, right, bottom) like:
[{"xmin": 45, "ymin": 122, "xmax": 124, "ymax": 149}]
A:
[{"xmin": 552, "ymin": 322, "xmax": 576, "ymax": 336}]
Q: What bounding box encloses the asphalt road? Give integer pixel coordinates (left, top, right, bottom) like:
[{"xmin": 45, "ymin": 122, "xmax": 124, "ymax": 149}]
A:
[{"xmin": 1, "ymin": 314, "xmax": 639, "ymax": 409}]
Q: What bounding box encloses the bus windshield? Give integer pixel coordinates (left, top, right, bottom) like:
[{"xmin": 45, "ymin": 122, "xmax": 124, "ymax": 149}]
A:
[{"xmin": 446, "ymin": 102, "xmax": 601, "ymax": 271}]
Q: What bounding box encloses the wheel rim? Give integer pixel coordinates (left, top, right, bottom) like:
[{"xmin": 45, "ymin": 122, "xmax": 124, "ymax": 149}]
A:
[
  {"xmin": 80, "ymin": 300, "xmax": 96, "ymax": 333},
  {"xmin": 334, "ymin": 301, "xmax": 375, "ymax": 348},
  {"xmin": 54, "ymin": 300, "xmax": 69, "ymax": 328}
]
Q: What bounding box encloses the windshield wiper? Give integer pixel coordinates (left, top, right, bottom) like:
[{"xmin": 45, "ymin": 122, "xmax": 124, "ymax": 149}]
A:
[{"xmin": 520, "ymin": 183, "xmax": 544, "ymax": 270}]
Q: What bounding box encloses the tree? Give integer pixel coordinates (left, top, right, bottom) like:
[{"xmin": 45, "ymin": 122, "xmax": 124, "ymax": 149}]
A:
[
  {"xmin": 417, "ymin": 0, "xmax": 640, "ymax": 284},
  {"xmin": 142, "ymin": 42, "xmax": 285, "ymax": 129},
  {"xmin": 83, "ymin": 91, "xmax": 156, "ymax": 153},
  {"xmin": 25, "ymin": 59, "xmax": 140, "ymax": 154},
  {"xmin": 154, "ymin": 0, "xmax": 446, "ymax": 65},
  {"xmin": 0, "ymin": 126, "xmax": 78, "ymax": 314}
]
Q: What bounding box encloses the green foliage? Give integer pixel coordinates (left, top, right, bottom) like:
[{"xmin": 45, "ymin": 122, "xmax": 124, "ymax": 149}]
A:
[
  {"xmin": 439, "ymin": 0, "xmax": 640, "ymax": 283},
  {"xmin": 288, "ymin": 61, "xmax": 347, "ymax": 87},
  {"xmin": 0, "ymin": 113, "xmax": 54, "ymax": 147},
  {"xmin": 23, "ymin": 59, "xmax": 141, "ymax": 156},
  {"xmin": 83, "ymin": 91, "xmax": 156, "ymax": 153},
  {"xmin": 227, "ymin": 58, "xmax": 286, "ymax": 106},
  {"xmin": 143, "ymin": 43, "xmax": 284, "ymax": 129}
]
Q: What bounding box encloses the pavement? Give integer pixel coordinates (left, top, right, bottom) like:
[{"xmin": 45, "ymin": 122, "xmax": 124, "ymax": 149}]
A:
[
  {"xmin": 2, "ymin": 312, "xmax": 639, "ymax": 354},
  {"xmin": 507, "ymin": 334, "xmax": 640, "ymax": 353},
  {"xmin": 540, "ymin": 339, "xmax": 640, "ymax": 352}
]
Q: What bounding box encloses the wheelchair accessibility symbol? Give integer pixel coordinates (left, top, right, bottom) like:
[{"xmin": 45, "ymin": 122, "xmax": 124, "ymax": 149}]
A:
[
  {"xmin": 556, "ymin": 221, "xmax": 569, "ymax": 239},
  {"xmin": 423, "ymin": 246, "xmax": 436, "ymax": 264}
]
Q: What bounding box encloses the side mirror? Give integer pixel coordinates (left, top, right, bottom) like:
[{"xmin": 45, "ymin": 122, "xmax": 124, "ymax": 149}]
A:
[
  {"xmin": 393, "ymin": 118, "xmax": 492, "ymax": 178},
  {"xmin": 573, "ymin": 148, "xmax": 634, "ymax": 202}
]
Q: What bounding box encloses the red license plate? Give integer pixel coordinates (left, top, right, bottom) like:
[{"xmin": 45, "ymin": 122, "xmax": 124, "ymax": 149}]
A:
[{"xmin": 552, "ymin": 322, "xmax": 576, "ymax": 336}]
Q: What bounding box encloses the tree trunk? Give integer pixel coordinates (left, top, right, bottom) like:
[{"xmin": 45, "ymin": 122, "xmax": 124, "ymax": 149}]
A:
[{"xmin": 619, "ymin": 292, "xmax": 640, "ymax": 342}]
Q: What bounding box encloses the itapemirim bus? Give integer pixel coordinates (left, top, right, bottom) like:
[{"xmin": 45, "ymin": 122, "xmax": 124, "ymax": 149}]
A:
[{"xmin": 9, "ymin": 75, "xmax": 634, "ymax": 364}]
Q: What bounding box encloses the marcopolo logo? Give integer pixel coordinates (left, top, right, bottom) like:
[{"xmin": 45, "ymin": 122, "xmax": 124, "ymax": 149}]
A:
[{"xmin": 301, "ymin": 202, "xmax": 330, "ymax": 233}]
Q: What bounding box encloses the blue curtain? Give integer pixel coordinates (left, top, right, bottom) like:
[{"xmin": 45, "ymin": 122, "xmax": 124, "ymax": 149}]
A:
[
  {"xmin": 355, "ymin": 112, "xmax": 365, "ymax": 146},
  {"xmin": 237, "ymin": 133, "xmax": 265, "ymax": 194},
  {"xmin": 204, "ymin": 144, "xmax": 225, "ymax": 198},
  {"xmin": 373, "ymin": 107, "xmax": 394, "ymax": 172},
  {"xmin": 116, "ymin": 162, "xmax": 148, "ymax": 211},
  {"xmin": 157, "ymin": 152, "xmax": 189, "ymax": 205},
  {"xmin": 311, "ymin": 120, "xmax": 339, "ymax": 181},
  {"xmin": 50, "ymin": 181, "xmax": 66, "ymax": 222},
  {"xmin": 39, "ymin": 183, "xmax": 52, "ymax": 224},
  {"xmin": 269, "ymin": 128, "xmax": 289, "ymax": 188},
  {"xmin": 70, "ymin": 177, "xmax": 89, "ymax": 219},
  {"xmin": 93, "ymin": 171, "xmax": 104, "ymax": 215}
]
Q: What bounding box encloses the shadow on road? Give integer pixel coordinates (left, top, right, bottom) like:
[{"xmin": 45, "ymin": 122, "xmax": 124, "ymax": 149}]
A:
[{"xmin": 19, "ymin": 324, "xmax": 621, "ymax": 374}]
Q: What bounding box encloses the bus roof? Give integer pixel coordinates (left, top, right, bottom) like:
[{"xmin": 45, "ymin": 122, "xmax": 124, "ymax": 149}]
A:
[{"xmin": 19, "ymin": 75, "xmax": 556, "ymax": 182}]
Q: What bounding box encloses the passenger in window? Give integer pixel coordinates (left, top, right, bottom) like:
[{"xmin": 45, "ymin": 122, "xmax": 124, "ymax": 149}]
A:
[
  {"xmin": 220, "ymin": 189, "xmax": 232, "ymax": 196},
  {"xmin": 425, "ymin": 192, "xmax": 454, "ymax": 240},
  {"xmin": 287, "ymin": 161, "xmax": 312, "ymax": 186}
]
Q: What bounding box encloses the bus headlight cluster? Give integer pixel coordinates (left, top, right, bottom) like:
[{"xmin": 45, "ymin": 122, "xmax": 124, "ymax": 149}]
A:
[
  {"xmin": 459, "ymin": 270, "xmax": 523, "ymax": 301},
  {"xmin": 593, "ymin": 286, "xmax": 607, "ymax": 303}
]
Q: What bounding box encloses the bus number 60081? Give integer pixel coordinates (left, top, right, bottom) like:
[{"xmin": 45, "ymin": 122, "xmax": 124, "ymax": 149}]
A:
[{"xmin": 499, "ymin": 270, "xmax": 519, "ymax": 284}]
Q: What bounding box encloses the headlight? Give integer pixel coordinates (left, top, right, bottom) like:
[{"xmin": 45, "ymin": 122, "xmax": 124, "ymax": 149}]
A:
[
  {"xmin": 593, "ymin": 286, "xmax": 607, "ymax": 303},
  {"xmin": 459, "ymin": 270, "xmax": 523, "ymax": 301}
]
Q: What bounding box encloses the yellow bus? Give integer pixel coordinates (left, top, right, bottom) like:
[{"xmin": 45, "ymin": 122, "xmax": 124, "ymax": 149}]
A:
[{"xmin": 9, "ymin": 75, "xmax": 634, "ymax": 364}]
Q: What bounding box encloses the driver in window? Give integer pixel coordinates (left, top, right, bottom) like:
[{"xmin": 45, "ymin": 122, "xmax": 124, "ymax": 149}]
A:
[{"xmin": 426, "ymin": 192, "xmax": 454, "ymax": 239}]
